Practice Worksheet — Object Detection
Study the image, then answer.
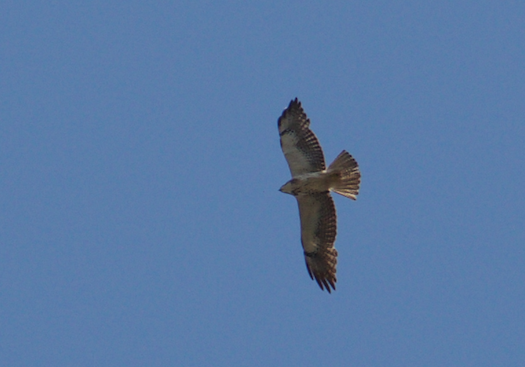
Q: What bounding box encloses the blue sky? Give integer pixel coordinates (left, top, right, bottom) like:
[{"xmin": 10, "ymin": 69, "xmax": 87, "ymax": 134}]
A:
[{"xmin": 2, "ymin": 1, "xmax": 524, "ymax": 366}]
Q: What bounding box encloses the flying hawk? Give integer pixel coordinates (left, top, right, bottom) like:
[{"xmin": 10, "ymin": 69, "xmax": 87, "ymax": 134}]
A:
[{"xmin": 278, "ymin": 98, "xmax": 361, "ymax": 293}]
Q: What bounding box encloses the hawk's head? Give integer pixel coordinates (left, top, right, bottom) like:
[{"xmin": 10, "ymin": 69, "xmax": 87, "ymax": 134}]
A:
[{"xmin": 279, "ymin": 179, "xmax": 298, "ymax": 196}]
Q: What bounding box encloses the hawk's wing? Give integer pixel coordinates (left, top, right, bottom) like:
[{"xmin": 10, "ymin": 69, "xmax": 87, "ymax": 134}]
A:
[
  {"xmin": 296, "ymin": 192, "xmax": 338, "ymax": 293},
  {"xmin": 278, "ymin": 98, "xmax": 326, "ymax": 177}
]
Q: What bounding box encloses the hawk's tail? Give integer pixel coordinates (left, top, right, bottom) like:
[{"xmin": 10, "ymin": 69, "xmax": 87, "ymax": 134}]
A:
[{"xmin": 327, "ymin": 150, "xmax": 361, "ymax": 200}]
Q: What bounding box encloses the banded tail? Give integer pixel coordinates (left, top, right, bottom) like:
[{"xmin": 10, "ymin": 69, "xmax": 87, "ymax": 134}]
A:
[{"xmin": 327, "ymin": 150, "xmax": 361, "ymax": 200}]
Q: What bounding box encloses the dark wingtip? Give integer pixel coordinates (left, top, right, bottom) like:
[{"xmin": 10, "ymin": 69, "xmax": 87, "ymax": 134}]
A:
[
  {"xmin": 314, "ymin": 275, "xmax": 336, "ymax": 294},
  {"xmin": 305, "ymin": 252, "xmax": 337, "ymax": 294},
  {"xmin": 279, "ymin": 98, "xmax": 302, "ymax": 128}
]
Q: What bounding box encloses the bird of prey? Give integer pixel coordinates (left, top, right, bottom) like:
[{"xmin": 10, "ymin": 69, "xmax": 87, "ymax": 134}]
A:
[{"xmin": 278, "ymin": 98, "xmax": 361, "ymax": 293}]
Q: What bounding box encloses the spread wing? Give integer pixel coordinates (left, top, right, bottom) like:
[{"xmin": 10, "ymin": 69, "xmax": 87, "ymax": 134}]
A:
[
  {"xmin": 278, "ymin": 98, "xmax": 326, "ymax": 177},
  {"xmin": 296, "ymin": 192, "xmax": 338, "ymax": 293}
]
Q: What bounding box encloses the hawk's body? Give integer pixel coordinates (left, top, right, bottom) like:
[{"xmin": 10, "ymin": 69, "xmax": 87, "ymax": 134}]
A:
[{"xmin": 278, "ymin": 98, "xmax": 360, "ymax": 293}]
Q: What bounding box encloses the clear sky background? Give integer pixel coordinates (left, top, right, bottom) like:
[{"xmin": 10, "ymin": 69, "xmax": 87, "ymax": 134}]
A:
[{"xmin": 2, "ymin": 1, "xmax": 524, "ymax": 366}]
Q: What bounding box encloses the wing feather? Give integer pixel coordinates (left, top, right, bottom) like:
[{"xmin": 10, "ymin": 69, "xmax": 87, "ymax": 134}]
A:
[
  {"xmin": 296, "ymin": 192, "xmax": 338, "ymax": 293},
  {"xmin": 278, "ymin": 98, "xmax": 326, "ymax": 177}
]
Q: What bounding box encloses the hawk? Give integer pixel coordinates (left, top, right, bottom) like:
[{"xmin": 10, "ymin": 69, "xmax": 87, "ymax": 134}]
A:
[{"xmin": 278, "ymin": 98, "xmax": 361, "ymax": 293}]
